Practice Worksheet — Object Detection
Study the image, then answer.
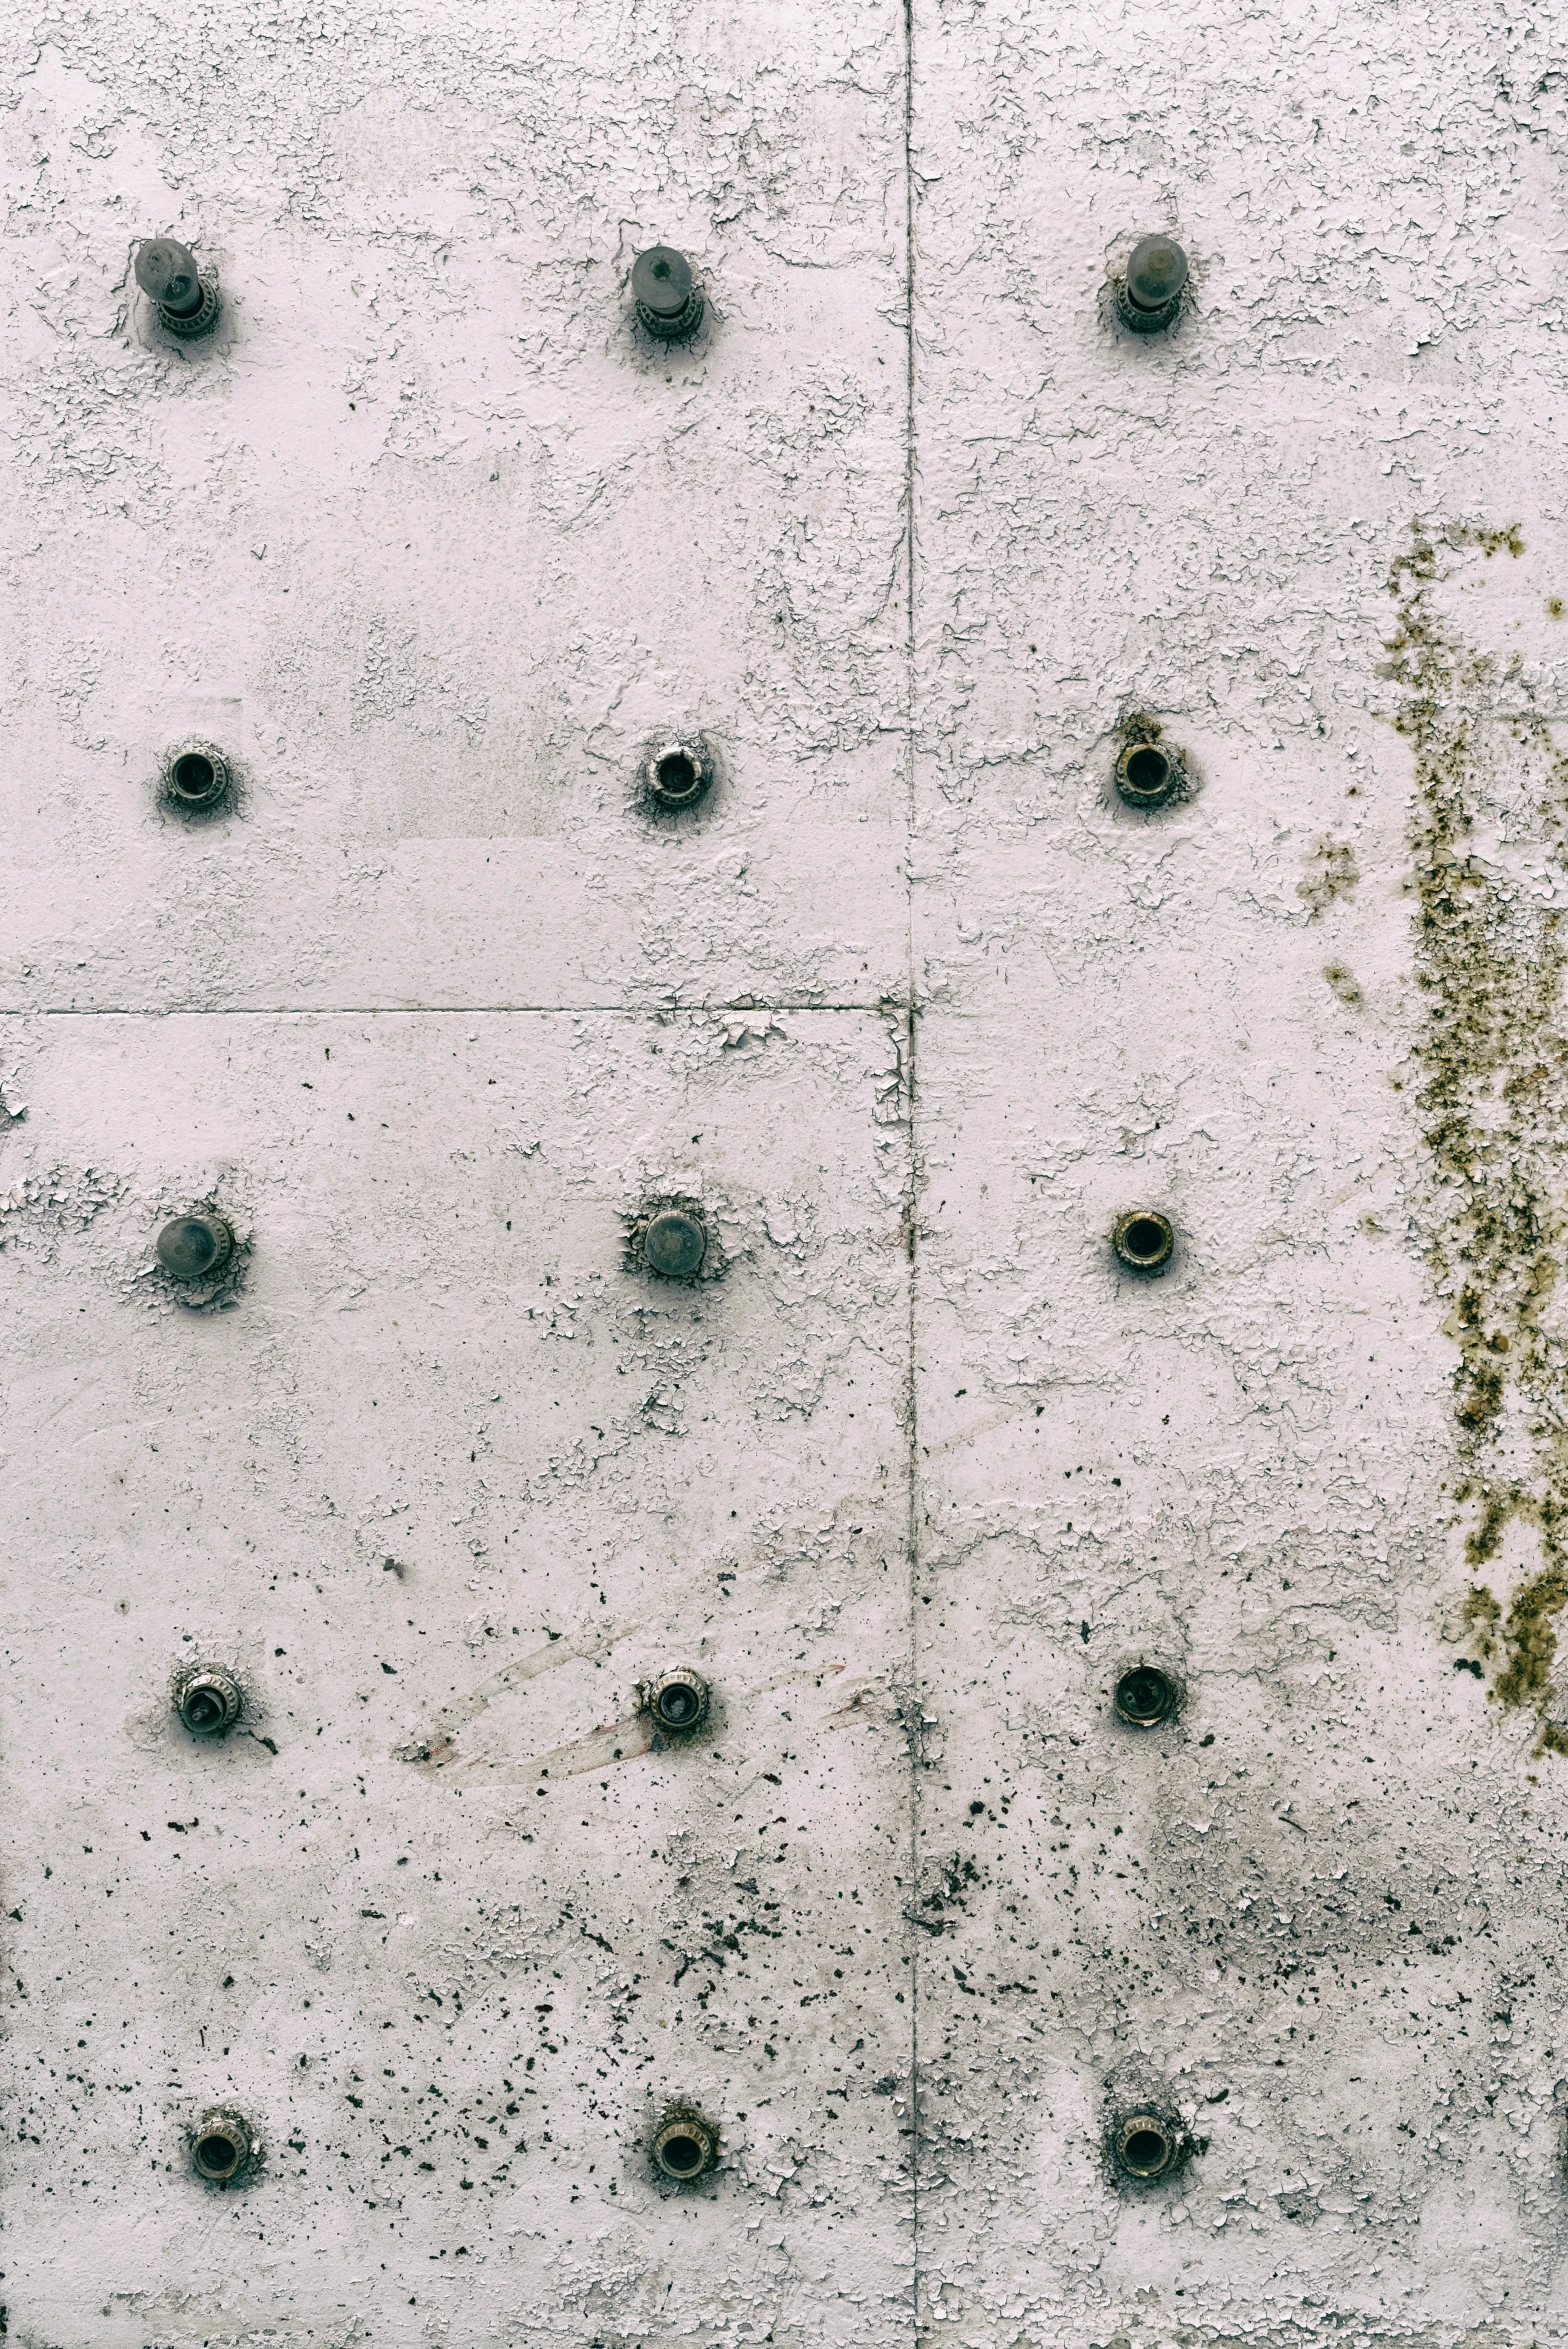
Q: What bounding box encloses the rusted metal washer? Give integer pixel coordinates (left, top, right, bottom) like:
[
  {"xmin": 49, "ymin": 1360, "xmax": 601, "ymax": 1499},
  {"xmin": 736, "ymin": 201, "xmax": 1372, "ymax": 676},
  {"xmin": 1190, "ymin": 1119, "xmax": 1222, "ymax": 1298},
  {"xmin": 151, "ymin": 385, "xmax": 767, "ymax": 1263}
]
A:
[
  {"xmin": 1111, "ymin": 1209, "xmax": 1174, "ymax": 1276},
  {"xmin": 161, "ymin": 743, "xmax": 232, "ymax": 812},
  {"xmin": 642, "ymin": 737, "xmax": 714, "ymax": 812},
  {"xmin": 1114, "ymin": 1664, "xmax": 1180, "ymax": 1728},
  {"xmin": 172, "ymin": 1661, "xmax": 242, "ymax": 1739},
  {"xmin": 1110, "ymin": 2107, "xmax": 1184, "ymax": 2182},
  {"xmin": 156, "ymin": 1211, "xmax": 233, "ymax": 1280},
  {"xmin": 191, "ymin": 2107, "xmax": 254, "ymax": 2183},
  {"xmin": 645, "ymin": 1667, "xmax": 709, "ymax": 1736},
  {"xmin": 651, "ymin": 2104, "xmax": 719, "ymax": 2184}
]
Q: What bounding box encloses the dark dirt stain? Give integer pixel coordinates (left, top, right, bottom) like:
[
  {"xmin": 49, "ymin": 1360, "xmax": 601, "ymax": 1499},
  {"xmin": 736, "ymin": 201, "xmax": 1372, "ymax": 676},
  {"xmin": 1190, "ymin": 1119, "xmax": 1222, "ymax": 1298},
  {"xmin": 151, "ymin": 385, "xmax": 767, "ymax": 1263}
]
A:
[{"xmin": 1388, "ymin": 522, "xmax": 1568, "ymax": 1755}]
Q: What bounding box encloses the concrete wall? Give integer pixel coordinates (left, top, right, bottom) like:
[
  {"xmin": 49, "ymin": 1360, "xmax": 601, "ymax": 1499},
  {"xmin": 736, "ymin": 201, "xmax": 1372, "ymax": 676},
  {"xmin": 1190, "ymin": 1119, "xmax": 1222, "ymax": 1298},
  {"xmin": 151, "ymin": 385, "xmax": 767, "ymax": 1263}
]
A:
[{"xmin": 3, "ymin": 0, "xmax": 1568, "ymax": 2343}]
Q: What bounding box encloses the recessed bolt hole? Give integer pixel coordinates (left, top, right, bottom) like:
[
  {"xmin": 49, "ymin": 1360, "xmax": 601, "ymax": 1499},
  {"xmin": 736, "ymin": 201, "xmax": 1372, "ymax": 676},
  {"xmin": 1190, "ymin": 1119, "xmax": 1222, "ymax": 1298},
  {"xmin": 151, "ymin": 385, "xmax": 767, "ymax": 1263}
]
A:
[
  {"xmin": 171, "ymin": 753, "xmax": 216, "ymax": 798},
  {"xmin": 185, "ymin": 1690, "xmax": 224, "ymax": 1732},
  {"xmin": 1125, "ymin": 746, "xmax": 1167, "ymax": 794},
  {"xmin": 1112, "ymin": 1210, "xmax": 1174, "ymax": 1274},
  {"xmin": 651, "ymin": 2108, "xmax": 717, "ymax": 2183},
  {"xmin": 1115, "ymin": 1665, "xmax": 1177, "ymax": 1728},
  {"xmin": 1124, "ymin": 2127, "xmax": 1168, "ymax": 2171},
  {"xmin": 657, "ymin": 751, "xmax": 697, "ymax": 797},
  {"xmin": 196, "ymin": 2133, "xmax": 239, "ymax": 2175},
  {"xmin": 659, "ymin": 1685, "xmax": 699, "ymax": 1726}
]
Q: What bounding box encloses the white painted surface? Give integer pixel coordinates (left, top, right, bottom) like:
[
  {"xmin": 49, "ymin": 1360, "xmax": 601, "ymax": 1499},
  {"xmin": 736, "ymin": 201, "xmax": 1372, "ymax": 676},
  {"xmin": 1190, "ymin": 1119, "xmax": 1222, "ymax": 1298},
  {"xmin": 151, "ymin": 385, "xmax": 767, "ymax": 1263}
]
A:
[{"xmin": 5, "ymin": 0, "xmax": 1568, "ymax": 2344}]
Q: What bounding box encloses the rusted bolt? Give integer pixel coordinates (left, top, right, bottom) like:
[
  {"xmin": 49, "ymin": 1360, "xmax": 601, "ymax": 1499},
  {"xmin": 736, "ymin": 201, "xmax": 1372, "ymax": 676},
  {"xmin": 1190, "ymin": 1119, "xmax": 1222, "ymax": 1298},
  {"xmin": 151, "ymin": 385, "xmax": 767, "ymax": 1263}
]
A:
[
  {"xmin": 1114, "ymin": 738, "xmax": 1180, "ymax": 809},
  {"xmin": 651, "ymin": 2105, "xmax": 718, "ymax": 2184},
  {"xmin": 173, "ymin": 1661, "xmax": 242, "ymax": 1739},
  {"xmin": 1114, "ymin": 1664, "xmax": 1179, "ymax": 1728},
  {"xmin": 191, "ymin": 2107, "xmax": 254, "ymax": 2183},
  {"xmin": 156, "ymin": 1211, "xmax": 233, "ymax": 1281},
  {"xmin": 642, "ymin": 1207, "xmax": 707, "ymax": 1280},
  {"xmin": 161, "ymin": 742, "xmax": 232, "ymax": 812},
  {"xmin": 632, "ymin": 246, "xmax": 703, "ymax": 341},
  {"xmin": 646, "ymin": 1668, "xmax": 709, "ymax": 1736},
  {"xmin": 1111, "ymin": 1210, "xmax": 1174, "ymax": 1276},
  {"xmin": 642, "ymin": 737, "xmax": 714, "ymax": 813},
  {"xmin": 135, "ymin": 237, "xmax": 221, "ymax": 340},
  {"xmin": 1116, "ymin": 235, "xmax": 1187, "ymax": 333},
  {"xmin": 1110, "ymin": 2108, "xmax": 1183, "ymax": 2182}
]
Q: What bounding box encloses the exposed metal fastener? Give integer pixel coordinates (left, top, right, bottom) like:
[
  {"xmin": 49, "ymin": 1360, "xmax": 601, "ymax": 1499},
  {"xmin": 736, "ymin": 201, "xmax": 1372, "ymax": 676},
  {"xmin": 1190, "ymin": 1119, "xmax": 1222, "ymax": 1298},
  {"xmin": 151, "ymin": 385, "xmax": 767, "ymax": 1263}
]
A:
[
  {"xmin": 642, "ymin": 736, "xmax": 714, "ymax": 813},
  {"xmin": 651, "ymin": 2104, "xmax": 719, "ymax": 2184},
  {"xmin": 173, "ymin": 1661, "xmax": 242, "ymax": 1739},
  {"xmin": 1114, "ymin": 738, "xmax": 1181, "ymax": 809},
  {"xmin": 1114, "ymin": 1664, "xmax": 1180, "ymax": 1728},
  {"xmin": 1111, "ymin": 1210, "xmax": 1174, "ymax": 1276},
  {"xmin": 641, "ymin": 1206, "xmax": 707, "ymax": 1280},
  {"xmin": 632, "ymin": 246, "xmax": 704, "ymax": 340},
  {"xmin": 1110, "ymin": 2108, "xmax": 1184, "ymax": 2182},
  {"xmin": 135, "ymin": 237, "xmax": 221, "ymax": 339},
  {"xmin": 191, "ymin": 2107, "xmax": 254, "ymax": 2183},
  {"xmin": 161, "ymin": 742, "xmax": 232, "ymax": 812},
  {"xmin": 156, "ymin": 1212, "xmax": 233, "ymax": 1280},
  {"xmin": 1116, "ymin": 234, "xmax": 1187, "ymax": 333},
  {"xmin": 645, "ymin": 1667, "xmax": 710, "ymax": 1736}
]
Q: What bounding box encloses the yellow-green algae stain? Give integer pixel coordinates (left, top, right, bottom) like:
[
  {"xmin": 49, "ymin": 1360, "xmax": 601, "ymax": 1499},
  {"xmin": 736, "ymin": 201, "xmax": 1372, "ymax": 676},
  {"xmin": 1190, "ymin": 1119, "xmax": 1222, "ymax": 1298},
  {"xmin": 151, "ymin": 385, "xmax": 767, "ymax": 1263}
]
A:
[{"xmin": 1388, "ymin": 523, "xmax": 1568, "ymax": 1756}]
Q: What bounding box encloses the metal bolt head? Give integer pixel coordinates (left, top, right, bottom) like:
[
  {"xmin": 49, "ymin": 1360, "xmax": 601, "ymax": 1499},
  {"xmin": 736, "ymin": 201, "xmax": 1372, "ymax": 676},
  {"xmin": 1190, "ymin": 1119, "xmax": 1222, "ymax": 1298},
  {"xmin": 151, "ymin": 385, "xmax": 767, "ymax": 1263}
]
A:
[
  {"xmin": 156, "ymin": 1212, "xmax": 233, "ymax": 1281},
  {"xmin": 642, "ymin": 1207, "xmax": 707, "ymax": 1279},
  {"xmin": 1125, "ymin": 235, "xmax": 1188, "ymax": 314},
  {"xmin": 1114, "ymin": 1664, "xmax": 1179, "ymax": 1728},
  {"xmin": 174, "ymin": 1662, "xmax": 242, "ymax": 1739},
  {"xmin": 633, "ymin": 245, "xmax": 693, "ymax": 318},
  {"xmin": 642, "ymin": 737, "xmax": 714, "ymax": 813},
  {"xmin": 162, "ymin": 742, "xmax": 232, "ymax": 812},
  {"xmin": 1111, "ymin": 1209, "xmax": 1174, "ymax": 1276},
  {"xmin": 135, "ymin": 236, "xmax": 204, "ymax": 316},
  {"xmin": 1114, "ymin": 739, "xmax": 1179, "ymax": 809},
  {"xmin": 1111, "ymin": 2109, "xmax": 1180, "ymax": 2181},
  {"xmin": 648, "ymin": 1667, "xmax": 710, "ymax": 1736},
  {"xmin": 632, "ymin": 246, "xmax": 704, "ymax": 340},
  {"xmin": 651, "ymin": 2106, "xmax": 718, "ymax": 2185},
  {"xmin": 191, "ymin": 2107, "xmax": 254, "ymax": 2183}
]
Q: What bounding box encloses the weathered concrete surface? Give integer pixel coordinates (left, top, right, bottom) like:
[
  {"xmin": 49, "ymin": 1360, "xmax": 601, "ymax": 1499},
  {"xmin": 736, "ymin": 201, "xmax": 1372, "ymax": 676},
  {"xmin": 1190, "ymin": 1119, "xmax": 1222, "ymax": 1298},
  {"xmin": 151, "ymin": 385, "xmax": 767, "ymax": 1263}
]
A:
[
  {"xmin": 910, "ymin": 0, "xmax": 1568, "ymax": 2342},
  {"xmin": 1, "ymin": 1011, "xmax": 913, "ymax": 2342},
  {"xmin": 8, "ymin": 0, "xmax": 1568, "ymax": 2343},
  {"xmin": 0, "ymin": 3, "xmax": 908, "ymax": 1013}
]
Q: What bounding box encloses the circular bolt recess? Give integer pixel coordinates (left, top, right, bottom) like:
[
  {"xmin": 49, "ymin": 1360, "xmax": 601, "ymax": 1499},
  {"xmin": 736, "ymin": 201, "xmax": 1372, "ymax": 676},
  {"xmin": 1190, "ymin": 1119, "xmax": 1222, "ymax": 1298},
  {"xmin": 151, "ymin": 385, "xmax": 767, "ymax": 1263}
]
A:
[
  {"xmin": 191, "ymin": 2108, "xmax": 254, "ymax": 2184},
  {"xmin": 648, "ymin": 1668, "xmax": 710, "ymax": 1736},
  {"xmin": 1118, "ymin": 234, "xmax": 1187, "ymax": 332},
  {"xmin": 174, "ymin": 1663, "xmax": 242, "ymax": 1739},
  {"xmin": 156, "ymin": 1212, "xmax": 234, "ymax": 1281},
  {"xmin": 1114, "ymin": 1664, "xmax": 1179, "ymax": 1728},
  {"xmin": 162, "ymin": 742, "xmax": 232, "ymax": 812},
  {"xmin": 643, "ymin": 737, "xmax": 714, "ymax": 813},
  {"xmin": 632, "ymin": 245, "xmax": 704, "ymax": 340},
  {"xmin": 642, "ymin": 1207, "xmax": 707, "ymax": 1280},
  {"xmin": 1112, "ymin": 1210, "xmax": 1174, "ymax": 1276},
  {"xmin": 1114, "ymin": 739, "xmax": 1179, "ymax": 809},
  {"xmin": 651, "ymin": 2108, "xmax": 718, "ymax": 2184},
  {"xmin": 1111, "ymin": 2109, "xmax": 1181, "ymax": 2181},
  {"xmin": 135, "ymin": 236, "xmax": 220, "ymax": 338}
]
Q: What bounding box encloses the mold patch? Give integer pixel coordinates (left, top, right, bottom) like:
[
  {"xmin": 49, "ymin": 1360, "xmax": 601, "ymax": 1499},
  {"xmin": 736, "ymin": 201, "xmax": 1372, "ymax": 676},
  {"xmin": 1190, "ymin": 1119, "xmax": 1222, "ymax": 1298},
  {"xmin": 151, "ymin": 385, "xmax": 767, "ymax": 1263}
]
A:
[{"xmin": 1388, "ymin": 523, "xmax": 1568, "ymax": 1755}]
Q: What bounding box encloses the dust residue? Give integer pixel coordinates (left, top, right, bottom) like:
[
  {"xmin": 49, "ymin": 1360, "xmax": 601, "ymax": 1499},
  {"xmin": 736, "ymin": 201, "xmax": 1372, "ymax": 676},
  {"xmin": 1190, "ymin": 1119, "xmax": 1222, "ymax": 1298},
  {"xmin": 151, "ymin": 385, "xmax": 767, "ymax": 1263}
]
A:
[{"xmin": 1388, "ymin": 524, "xmax": 1568, "ymax": 1753}]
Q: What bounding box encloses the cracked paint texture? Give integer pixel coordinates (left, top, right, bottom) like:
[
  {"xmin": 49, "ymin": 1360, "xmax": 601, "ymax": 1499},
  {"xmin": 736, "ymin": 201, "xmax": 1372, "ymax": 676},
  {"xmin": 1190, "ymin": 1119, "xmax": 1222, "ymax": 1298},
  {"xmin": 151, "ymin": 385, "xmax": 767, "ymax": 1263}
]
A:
[{"xmin": 6, "ymin": 0, "xmax": 1568, "ymax": 2343}]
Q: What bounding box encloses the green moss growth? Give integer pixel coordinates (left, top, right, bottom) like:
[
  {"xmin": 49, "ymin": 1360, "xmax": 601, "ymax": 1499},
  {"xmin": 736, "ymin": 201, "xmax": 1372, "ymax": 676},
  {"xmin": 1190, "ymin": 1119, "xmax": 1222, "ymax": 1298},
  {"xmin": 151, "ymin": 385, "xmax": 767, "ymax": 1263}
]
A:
[{"xmin": 1390, "ymin": 523, "xmax": 1568, "ymax": 1755}]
